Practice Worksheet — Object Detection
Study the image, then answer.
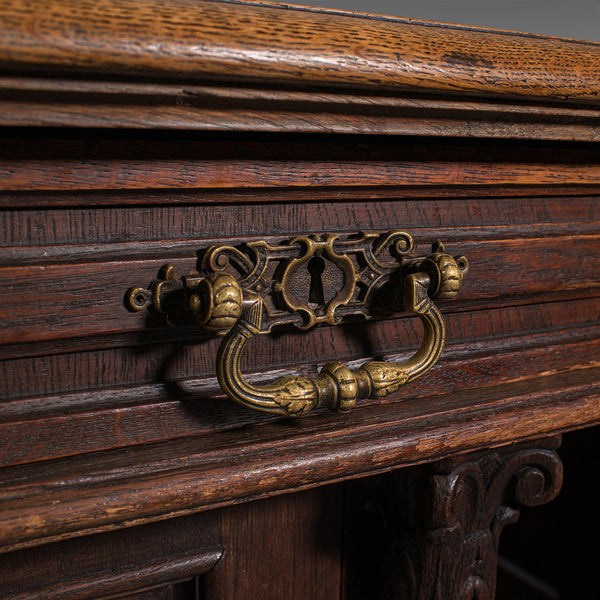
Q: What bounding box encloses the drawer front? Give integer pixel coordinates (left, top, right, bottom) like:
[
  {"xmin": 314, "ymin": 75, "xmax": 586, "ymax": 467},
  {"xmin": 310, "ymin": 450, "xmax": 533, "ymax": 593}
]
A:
[{"xmin": 1, "ymin": 128, "xmax": 600, "ymax": 554}]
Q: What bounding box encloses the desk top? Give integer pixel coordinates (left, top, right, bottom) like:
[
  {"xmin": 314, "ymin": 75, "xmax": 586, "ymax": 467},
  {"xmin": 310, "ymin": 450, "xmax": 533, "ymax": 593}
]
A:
[{"xmin": 1, "ymin": 0, "xmax": 599, "ymax": 139}]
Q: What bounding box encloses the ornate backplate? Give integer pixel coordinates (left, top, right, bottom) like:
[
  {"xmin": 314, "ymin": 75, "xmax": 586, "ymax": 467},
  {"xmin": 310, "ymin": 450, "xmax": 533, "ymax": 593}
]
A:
[{"xmin": 194, "ymin": 231, "xmax": 415, "ymax": 331}]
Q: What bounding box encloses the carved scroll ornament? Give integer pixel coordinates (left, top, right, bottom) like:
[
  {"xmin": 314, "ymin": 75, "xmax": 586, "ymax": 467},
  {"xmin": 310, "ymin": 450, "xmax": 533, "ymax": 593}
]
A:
[{"xmin": 391, "ymin": 441, "xmax": 563, "ymax": 600}]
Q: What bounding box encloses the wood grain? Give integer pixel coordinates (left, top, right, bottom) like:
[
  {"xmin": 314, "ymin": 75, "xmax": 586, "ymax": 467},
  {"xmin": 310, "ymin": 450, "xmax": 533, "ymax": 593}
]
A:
[
  {"xmin": 0, "ymin": 317, "xmax": 598, "ymax": 466},
  {"xmin": 2, "ymin": 185, "xmax": 600, "ymax": 209},
  {"xmin": 1, "ymin": 0, "xmax": 600, "ymax": 103},
  {"xmin": 2, "ymin": 194, "xmax": 599, "ymax": 248},
  {"xmin": 2, "ymin": 292, "xmax": 599, "ymax": 401},
  {"xmin": 0, "ymin": 512, "xmax": 220, "ymax": 599},
  {"xmin": 206, "ymin": 486, "xmax": 343, "ymax": 600},
  {"xmin": 2, "ymin": 133, "xmax": 598, "ymax": 192},
  {"xmin": 1, "ymin": 234, "xmax": 598, "ymax": 347},
  {"xmin": 4, "ymin": 154, "xmax": 600, "ymax": 191},
  {"xmin": 1, "ymin": 0, "xmax": 600, "ymax": 589},
  {"xmin": 0, "ymin": 367, "xmax": 598, "ymax": 553},
  {"xmin": 2, "ymin": 77, "xmax": 600, "ymax": 140}
]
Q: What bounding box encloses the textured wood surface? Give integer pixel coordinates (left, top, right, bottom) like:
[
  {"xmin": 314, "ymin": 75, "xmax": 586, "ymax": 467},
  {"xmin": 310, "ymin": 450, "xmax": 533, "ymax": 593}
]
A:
[
  {"xmin": 1, "ymin": 130, "xmax": 599, "ymax": 550},
  {"xmin": 1, "ymin": 4, "xmax": 600, "ymax": 593},
  {"xmin": 1, "ymin": 0, "xmax": 600, "ymax": 102},
  {"xmin": 1, "ymin": 1, "xmax": 599, "ymax": 141},
  {"xmin": 1, "ymin": 79, "xmax": 600, "ymax": 140},
  {"xmin": 0, "ymin": 512, "xmax": 220, "ymax": 599},
  {"xmin": 2, "ymin": 229, "xmax": 599, "ymax": 347},
  {"xmin": 1, "ymin": 366, "xmax": 598, "ymax": 552},
  {"xmin": 2, "ymin": 134, "xmax": 600, "ymax": 191},
  {"xmin": 206, "ymin": 486, "xmax": 343, "ymax": 599}
]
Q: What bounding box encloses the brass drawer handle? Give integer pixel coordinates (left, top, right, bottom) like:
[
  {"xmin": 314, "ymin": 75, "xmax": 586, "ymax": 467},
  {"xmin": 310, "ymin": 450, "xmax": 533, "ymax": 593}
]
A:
[{"xmin": 127, "ymin": 232, "xmax": 467, "ymax": 416}]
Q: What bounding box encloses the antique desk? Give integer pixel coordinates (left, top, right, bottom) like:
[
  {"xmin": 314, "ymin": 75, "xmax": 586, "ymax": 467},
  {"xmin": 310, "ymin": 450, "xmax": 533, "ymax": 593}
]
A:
[{"xmin": 1, "ymin": 1, "xmax": 599, "ymax": 598}]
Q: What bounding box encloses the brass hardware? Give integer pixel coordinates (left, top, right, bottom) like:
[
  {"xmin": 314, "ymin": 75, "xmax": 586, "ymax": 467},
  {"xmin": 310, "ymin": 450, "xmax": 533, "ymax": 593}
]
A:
[
  {"xmin": 188, "ymin": 273, "xmax": 243, "ymax": 333},
  {"xmin": 126, "ymin": 232, "xmax": 468, "ymax": 416}
]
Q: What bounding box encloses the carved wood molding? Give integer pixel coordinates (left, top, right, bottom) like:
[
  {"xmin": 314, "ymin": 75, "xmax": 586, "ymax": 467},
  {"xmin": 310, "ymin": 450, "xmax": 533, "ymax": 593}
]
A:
[
  {"xmin": 1, "ymin": 1, "xmax": 600, "ymax": 139},
  {"xmin": 389, "ymin": 438, "xmax": 563, "ymax": 599}
]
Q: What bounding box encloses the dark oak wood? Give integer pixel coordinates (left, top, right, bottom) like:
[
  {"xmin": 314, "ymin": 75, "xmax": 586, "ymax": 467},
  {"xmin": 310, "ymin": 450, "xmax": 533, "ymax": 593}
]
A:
[
  {"xmin": 2, "ymin": 134, "xmax": 600, "ymax": 191},
  {"xmin": 1, "ymin": 1, "xmax": 599, "ymax": 598},
  {"xmin": 0, "ymin": 512, "xmax": 221, "ymax": 600},
  {"xmin": 393, "ymin": 440, "xmax": 563, "ymax": 599},
  {"xmin": 1, "ymin": 304, "xmax": 599, "ymax": 468},
  {"xmin": 205, "ymin": 485, "xmax": 344, "ymax": 600},
  {"xmin": 1, "ymin": 368, "xmax": 597, "ymax": 553}
]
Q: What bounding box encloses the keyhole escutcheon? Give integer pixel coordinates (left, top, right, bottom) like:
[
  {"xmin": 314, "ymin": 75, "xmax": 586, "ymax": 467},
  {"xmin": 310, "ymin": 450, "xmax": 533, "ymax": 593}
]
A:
[{"xmin": 308, "ymin": 255, "xmax": 326, "ymax": 306}]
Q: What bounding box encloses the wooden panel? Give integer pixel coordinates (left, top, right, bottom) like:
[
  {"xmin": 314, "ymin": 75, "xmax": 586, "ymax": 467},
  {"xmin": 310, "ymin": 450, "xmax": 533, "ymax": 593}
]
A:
[
  {"xmin": 112, "ymin": 582, "xmax": 198, "ymax": 600},
  {"xmin": 0, "ymin": 327, "xmax": 597, "ymax": 466},
  {"xmin": 5, "ymin": 155, "xmax": 600, "ymax": 191},
  {"xmin": 2, "ymin": 276, "xmax": 598, "ymax": 373},
  {"xmin": 3, "ymin": 185, "xmax": 600, "ymax": 209},
  {"xmin": 1, "ymin": 235, "xmax": 598, "ymax": 348},
  {"xmin": 1, "ymin": 182, "xmax": 599, "ymax": 352},
  {"xmin": 1, "ymin": 299, "xmax": 599, "ymax": 468},
  {"xmin": 2, "ymin": 195, "xmax": 599, "ymax": 247},
  {"xmin": 2, "ymin": 293, "xmax": 598, "ymax": 397},
  {"xmin": 0, "ymin": 512, "xmax": 220, "ymax": 599},
  {"xmin": 205, "ymin": 486, "xmax": 343, "ymax": 600}
]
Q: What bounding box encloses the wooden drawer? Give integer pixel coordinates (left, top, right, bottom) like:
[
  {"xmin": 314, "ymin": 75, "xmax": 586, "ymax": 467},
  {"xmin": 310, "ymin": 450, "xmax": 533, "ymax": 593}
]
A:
[{"xmin": 1, "ymin": 1, "xmax": 599, "ymax": 598}]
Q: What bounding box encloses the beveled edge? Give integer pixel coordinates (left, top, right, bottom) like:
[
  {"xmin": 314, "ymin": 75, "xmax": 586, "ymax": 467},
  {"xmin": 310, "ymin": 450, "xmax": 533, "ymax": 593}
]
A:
[
  {"xmin": 0, "ymin": 0, "xmax": 599, "ymax": 104},
  {"xmin": 0, "ymin": 368, "xmax": 598, "ymax": 554}
]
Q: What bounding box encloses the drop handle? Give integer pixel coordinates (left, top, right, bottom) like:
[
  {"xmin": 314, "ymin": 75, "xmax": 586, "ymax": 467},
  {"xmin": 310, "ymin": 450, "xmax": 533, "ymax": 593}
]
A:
[{"xmin": 126, "ymin": 232, "xmax": 468, "ymax": 416}]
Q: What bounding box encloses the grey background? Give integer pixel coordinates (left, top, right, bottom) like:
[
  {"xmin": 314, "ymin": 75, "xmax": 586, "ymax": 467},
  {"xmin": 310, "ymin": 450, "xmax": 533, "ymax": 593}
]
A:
[{"xmin": 296, "ymin": 0, "xmax": 600, "ymax": 42}]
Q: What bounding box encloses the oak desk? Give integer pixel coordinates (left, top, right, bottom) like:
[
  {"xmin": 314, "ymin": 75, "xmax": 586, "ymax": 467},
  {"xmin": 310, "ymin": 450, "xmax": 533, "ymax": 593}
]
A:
[{"xmin": 1, "ymin": 1, "xmax": 599, "ymax": 598}]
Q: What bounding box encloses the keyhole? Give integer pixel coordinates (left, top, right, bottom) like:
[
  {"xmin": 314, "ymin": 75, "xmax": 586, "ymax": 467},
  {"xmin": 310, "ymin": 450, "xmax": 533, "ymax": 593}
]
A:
[{"xmin": 308, "ymin": 255, "xmax": 325, "ymax": 306}]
